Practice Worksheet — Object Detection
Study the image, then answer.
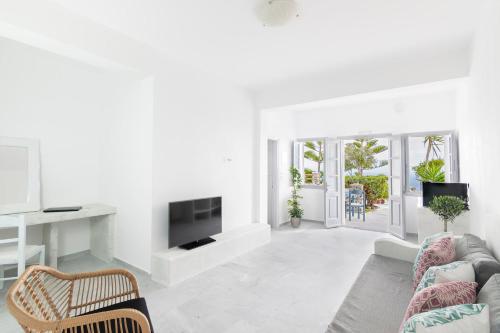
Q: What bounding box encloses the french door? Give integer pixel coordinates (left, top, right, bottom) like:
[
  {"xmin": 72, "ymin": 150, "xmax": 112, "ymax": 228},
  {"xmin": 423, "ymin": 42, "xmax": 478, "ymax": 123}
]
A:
[
  {"xmin": 324, "ymin": 139, "xmax": 342, "ymax": 228},
  {"xmin": 388, "ymin": 135, "xmax": 406, "ymax": 239},
  {"xmin": 323, "ymin": 135, "xmax": 406, "ymax": 236}
]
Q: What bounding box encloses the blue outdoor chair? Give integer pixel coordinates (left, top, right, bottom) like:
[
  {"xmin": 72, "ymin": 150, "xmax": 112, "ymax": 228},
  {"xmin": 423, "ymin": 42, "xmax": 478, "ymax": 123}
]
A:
[{"xmin": 346, "ymin": 188, "xmax": 366, "ymax": 221}]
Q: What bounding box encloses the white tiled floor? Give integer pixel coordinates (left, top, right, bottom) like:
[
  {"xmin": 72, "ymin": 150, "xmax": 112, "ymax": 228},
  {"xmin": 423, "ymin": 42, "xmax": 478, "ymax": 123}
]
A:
[
  {"xmin": 0, "ymin": 223, "xmax": 388, "ymax": 332},
  {"xmin": 346, "ymin": 203, "xmax": 389, "ymax": 232}
]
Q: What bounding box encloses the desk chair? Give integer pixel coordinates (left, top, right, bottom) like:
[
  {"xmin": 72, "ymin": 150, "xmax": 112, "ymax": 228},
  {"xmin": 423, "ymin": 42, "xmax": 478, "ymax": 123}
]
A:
[{"xmin": 0, "ymin": 215, "xmax": 45, "ymax": 289}]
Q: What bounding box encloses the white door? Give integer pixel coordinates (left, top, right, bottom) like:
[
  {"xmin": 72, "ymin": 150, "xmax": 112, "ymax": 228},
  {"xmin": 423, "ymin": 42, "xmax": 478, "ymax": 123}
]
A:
[
  {"xmin": 324, "ymin": 139, "xmax": 342, "ymax": 228},
  {"xmin": 388, "ymin": 136, "xmax": 406, "ymax": 238},
  {"xmin": 267, "ymin": 140, "xmax": 279, "ymax": 228},
  {"xmin": 444, "ymin": 133, "xmax": 460, "ymax": 183}
]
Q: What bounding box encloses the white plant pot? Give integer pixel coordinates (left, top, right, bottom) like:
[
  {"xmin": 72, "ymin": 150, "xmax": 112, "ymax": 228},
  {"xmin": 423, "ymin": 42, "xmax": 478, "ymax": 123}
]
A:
[{"xmin": 291, "ymin": 217, "xmax": 301, "ymax": 228}]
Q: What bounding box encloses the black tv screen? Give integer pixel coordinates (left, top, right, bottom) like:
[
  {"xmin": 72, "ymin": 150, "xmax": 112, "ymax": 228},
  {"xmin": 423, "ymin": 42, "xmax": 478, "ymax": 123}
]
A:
[
  {"xmin": 423, "ymin": 182, "xmax": 469, "ymax": 208},
  {"xmin": 169, "ymin": 196, "xmax": 222, "ymax": 249}
]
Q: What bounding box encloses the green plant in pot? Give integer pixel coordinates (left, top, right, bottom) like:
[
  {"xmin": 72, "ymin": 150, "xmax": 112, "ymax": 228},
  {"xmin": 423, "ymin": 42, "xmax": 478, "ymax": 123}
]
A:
[
  {"xmin": 414, "ymin": 159, "xmax": 445, "ymax": 183},
  {"xmin": 288, "ymin": 167, "xmax": 304, "ymax": 228},
  {"xmin": 429, "ymin": 195, "xmax": 466, "ymax": 232}
]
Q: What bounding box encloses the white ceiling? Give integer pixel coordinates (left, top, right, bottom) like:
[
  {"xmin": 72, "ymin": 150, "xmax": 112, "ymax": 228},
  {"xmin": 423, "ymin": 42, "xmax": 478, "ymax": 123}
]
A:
[{"xmin": 50, "ymin": 0, "xmax": 482, "ymax": 88}]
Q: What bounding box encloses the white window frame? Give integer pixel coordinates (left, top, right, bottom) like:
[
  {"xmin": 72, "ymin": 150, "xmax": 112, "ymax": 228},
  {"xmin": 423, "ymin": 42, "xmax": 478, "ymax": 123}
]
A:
[
  {"xmin": 404, "ymin": 131, "xmax": 459, "ymax": 196},
  {"xmin": 293, "ymin": 138, "xmax": 326, "ymax": 189}
]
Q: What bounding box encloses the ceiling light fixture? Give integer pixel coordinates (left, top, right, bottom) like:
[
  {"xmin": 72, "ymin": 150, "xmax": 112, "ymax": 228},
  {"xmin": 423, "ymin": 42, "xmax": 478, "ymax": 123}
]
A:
[{"xmin": 255, "ymin": 0, "xmax": 300, "ymax": 27}]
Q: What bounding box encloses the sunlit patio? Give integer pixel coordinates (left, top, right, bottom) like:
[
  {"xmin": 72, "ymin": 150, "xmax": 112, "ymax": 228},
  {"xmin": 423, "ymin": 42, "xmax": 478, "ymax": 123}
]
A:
[{"xmin": 345, "ymin": 203, "xmax": 389, "ymax": 233}]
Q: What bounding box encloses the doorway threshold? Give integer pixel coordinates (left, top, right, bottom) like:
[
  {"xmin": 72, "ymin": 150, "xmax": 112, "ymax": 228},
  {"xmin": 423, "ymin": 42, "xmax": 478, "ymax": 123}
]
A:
[{"xmin": 343, "ymin": 223, "xmax": 388, "ymax": 234}]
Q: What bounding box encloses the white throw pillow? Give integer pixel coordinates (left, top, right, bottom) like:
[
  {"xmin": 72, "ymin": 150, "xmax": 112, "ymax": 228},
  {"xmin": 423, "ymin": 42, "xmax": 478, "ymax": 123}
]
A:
[
  {"xmin": 436, "ymin": 262, "xmax": 475, "ymax": 284},
  {"xmin": 415, "ymin": 261, "xmax": 475, "ymax": 293},
  {"xmin": 402, "ymin": 304, "xmax": 489, "ymax": 333}
]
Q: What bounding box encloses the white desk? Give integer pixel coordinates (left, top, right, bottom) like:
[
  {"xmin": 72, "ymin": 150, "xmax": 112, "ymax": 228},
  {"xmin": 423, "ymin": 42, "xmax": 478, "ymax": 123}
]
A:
[{"xmin": 18, "ymin": 204, "xmax": 116, "ymax": 268}]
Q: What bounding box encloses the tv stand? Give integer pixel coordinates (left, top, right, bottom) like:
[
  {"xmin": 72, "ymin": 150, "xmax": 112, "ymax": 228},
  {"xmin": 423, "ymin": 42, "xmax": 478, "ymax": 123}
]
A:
[
  {"xmin": 179, "ymin": 237, "xmax": 216, "ymax": 250},
  {"xmin": 152, "ymin": 224, "xmax": 271, "ymax": 286}
]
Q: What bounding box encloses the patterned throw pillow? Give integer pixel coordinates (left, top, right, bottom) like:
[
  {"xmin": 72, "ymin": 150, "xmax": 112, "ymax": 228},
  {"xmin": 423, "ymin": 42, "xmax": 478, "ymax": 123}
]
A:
[
  {"xmin": 401, "ymin": 304, "xmax": 489, "ymax": 333},
  {"xmin": 415, "ymin": 261, "xmax": 475, "ymax": 293},
  {"xmin": 413, "ymin": 237, "xmax": 455, "ymax": 290},
  {"xmin": 401, "ymin": 281, "xmax": 478, "ymax": 331},
  {"xmin": 412, "ymin": 232, "xmax": 452, "ymax": 280}
]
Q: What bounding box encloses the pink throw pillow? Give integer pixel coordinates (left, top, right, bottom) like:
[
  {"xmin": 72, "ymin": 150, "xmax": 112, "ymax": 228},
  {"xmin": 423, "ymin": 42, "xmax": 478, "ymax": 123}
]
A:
[
  {"xmin": 400, "ymin": 281, "xmax": 478, "ymax": 332},
  {"xmin": 413, "ymin": 237, "xmax": 455, "ymax": 290}
]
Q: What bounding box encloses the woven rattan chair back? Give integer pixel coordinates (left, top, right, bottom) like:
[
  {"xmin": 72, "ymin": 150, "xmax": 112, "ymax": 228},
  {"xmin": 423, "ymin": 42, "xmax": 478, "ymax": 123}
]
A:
[{"xmin": 7, "ymin": 265, "xmax": 151, "ymax": 333}]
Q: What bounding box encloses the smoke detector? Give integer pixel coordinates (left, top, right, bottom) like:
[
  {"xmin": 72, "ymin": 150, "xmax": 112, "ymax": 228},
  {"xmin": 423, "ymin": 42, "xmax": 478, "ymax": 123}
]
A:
[{"xmin": 255, "ymin": 0, "xmax": 300, "ymax": 27}]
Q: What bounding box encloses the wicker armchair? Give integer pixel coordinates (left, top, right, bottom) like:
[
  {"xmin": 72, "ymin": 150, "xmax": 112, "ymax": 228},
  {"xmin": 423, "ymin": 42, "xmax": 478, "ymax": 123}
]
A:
[{"xmin": 6, "ymin": 265, "xmax": 151, "ymax": 333}]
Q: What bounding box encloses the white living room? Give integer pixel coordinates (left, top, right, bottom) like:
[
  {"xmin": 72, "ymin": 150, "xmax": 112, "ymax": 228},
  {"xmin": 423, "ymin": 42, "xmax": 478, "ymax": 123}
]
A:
[{"xmin": 1, "ymin": 1, "xmax": 500, "ymax": 333}]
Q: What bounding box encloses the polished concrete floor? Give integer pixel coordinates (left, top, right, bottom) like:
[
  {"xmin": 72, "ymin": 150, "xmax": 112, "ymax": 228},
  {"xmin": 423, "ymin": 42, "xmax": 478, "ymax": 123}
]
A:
[{"xmin": 0, "ymin": 222, "xmax": 390, "ymax": 332}]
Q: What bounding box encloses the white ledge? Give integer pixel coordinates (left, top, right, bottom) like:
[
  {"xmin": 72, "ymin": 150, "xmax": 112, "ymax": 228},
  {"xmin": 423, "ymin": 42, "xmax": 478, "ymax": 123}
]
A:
[
  {"xmin": 152, "ymin": 223, "xmax": 271, "ymax": 286},
  {"xmin": 374, "ymin": 237, "xmax": 420, "ymax": 263}
]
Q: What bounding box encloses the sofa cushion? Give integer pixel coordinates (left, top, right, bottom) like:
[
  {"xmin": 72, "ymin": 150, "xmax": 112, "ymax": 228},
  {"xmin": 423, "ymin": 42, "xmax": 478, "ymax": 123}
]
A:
[
  {"xmin": 326, "ymin": 254, "xmax": 414, "ymax": 333},
  {"xmin": 413, "ymin": 237, "xmax": 455, "ymax": 290},
  {"xmin": 401, "ymin": 304, "xmax": 490, "ymax": 333},
  {"xmin": 412, "ymin": 232, "xmax": 452, "ymax": 279},
  {"xmin": 455, "ymin": 233, "xmax": 487, "ymax": 258},
  {"xmin": 68, "ymin": 297, "xmax": 154, "ymax": 333},
  {"xmin": 455, "ymin": 234, "xmax": 500, "ymax": 290},
  {"xmin": 415, "ymin": 261, "xmax": 475, "ymax": 293},
  {"xmin": 478, "ymin": 274, "xmax": 500, "ymax": 333},
  {"xmin": 401, "ymin": 281, "xmax": 478, "ymax": 329}
]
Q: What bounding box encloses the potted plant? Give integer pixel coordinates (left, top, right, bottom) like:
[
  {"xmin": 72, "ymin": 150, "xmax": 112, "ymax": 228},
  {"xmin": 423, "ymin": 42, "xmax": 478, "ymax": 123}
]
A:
[
  {"xmin": 429, "ymin": 195, "xmax": 466, "ymax": 232},
  {"xmin": 288, "ymin": 166, "xmax": 304, "ymax": 228}
]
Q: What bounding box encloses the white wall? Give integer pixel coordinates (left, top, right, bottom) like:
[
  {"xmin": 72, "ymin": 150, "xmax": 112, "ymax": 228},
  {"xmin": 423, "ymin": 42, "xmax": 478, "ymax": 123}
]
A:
[
  {"xmin": 0, "ymin": 37, "xmax": 111, "ymax": 255},
  {"xmin": 260, "ymin": 110, "xmax": 295, "ymax": 226},
  {"xmin": 0, "ymin": 37, "xmax": 154, "ymax": 271},
  {"xmin": 100, "ymin": 77, "xmax": 154, "ymax": 271},
  {"xmin": 254, "ymin": 46, "xmax": 470, "ymax": 110},
  {"xmin": 458, "ymin": 0, "xmax": 500, "ymax": 257},
  {"xmin": 293, "ymin": 90, "xmax": 458, "ymax": 139},
  {"xmin": 151, "ymin": 66, "xmax": 258, "ymax": 252},
  {"xmin": 301, "ymin": 188, "xmax": 324, "ymax": 222}
]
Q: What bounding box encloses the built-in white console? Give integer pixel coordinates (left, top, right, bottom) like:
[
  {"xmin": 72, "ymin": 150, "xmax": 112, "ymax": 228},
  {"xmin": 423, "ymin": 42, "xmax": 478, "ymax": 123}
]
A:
[{"xmin": 151, "ymin": 223, "xmax": 271, "ymax": 286}]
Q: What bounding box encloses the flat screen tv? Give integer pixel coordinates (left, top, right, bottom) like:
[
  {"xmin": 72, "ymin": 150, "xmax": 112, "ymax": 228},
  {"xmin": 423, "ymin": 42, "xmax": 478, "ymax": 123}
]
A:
[
  {"xmin": 169, "ymin": 196, "xmax": 222, "ymax": 250},
  {"xmin": 423, "ymin": 182, "xmax": 469, "ymax": 209}
]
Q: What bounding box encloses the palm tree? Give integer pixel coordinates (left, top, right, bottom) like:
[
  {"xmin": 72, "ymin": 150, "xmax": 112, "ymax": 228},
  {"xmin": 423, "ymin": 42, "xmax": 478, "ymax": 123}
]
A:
[
  {"xmin": 304, "ymin": 141, "xmax": 324, "ymax": 173},
  {"xmin": 344, "ymin": 138, "xmax": 388, "ymax": 176},
  {"xmin": 424, "ymin": 136, "xmax": 444, "ymax": 161}
]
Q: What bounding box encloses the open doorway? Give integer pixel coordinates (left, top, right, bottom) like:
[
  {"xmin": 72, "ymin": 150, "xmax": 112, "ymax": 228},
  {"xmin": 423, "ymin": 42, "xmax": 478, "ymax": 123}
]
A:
[
  {"xmin": 295, "ymin": 136, "xmax": 406, "ymax": 237},
  {"xmin": 342, "ymin": 137, "xmax": 390, "ymax": 232}
]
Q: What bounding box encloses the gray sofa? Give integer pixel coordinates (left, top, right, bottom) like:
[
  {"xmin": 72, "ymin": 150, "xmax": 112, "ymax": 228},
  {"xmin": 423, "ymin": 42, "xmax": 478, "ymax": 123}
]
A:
[{"xmin": 326, "ymin": 235, "xmax": 500, "ymax": 333}]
